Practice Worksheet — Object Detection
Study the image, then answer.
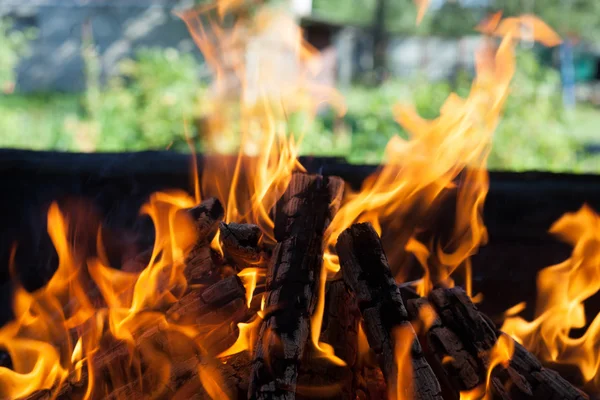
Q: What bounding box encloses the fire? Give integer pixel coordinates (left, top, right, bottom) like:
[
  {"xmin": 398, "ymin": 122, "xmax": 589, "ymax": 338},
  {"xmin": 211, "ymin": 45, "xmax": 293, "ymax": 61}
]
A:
[
  {"xmin": 502, "ymin": 205, "xmax": 600, "ymax": 389},
  {"xmin": 0, "ymin": 0, "xmax": 571, "ymax": 397},
  {"xmin": 459, "ymin": 333, "xmax": 515, "ymax": 400},
  {"xmin": 414, "ymin": 0, "xmax": 431, "ymax": 25},
  {"xmin": 237, "ymin": 267, "xmax": 265, "ymax": 308},
  {"xmin": 179, "ymin": 1, "xmax": 344, "ymax": 245},
  {"xmin": 390, "ymin": 325, "xmax": 415, "ymax": 400},
  {"xmin": 0, "ymin": 192, "xmax": 229, "ymax": 398},
  {"xmin": 323, "ymin": 13, "xmax": 561, "ymax": 297}
]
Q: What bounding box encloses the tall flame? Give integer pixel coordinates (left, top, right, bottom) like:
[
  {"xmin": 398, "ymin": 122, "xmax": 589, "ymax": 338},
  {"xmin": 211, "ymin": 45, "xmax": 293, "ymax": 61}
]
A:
[
  {"xmin": 323, "ymin": 14, "xmax": 560, "ymax": 295},
  {"xmin": 502, "ymin": 205, "xmax": 600, "ymax": 389},
  {"xmin": 0, "ymin": 1, "xmax": 569, "ymax": 398},
  {"xmin": 179, "ymin": 1, "xmax": 344, "ymax": 245},
  {"xmin": 0, "ymin": 192, "xmax": 231, "ymax": 399}
]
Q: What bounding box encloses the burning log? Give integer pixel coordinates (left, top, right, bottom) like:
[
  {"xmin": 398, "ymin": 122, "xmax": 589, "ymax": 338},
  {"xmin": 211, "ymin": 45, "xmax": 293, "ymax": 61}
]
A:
[
  {"xmin": 336, "ymin": 222, "xmax": 443, "ymax": 400},
  {"xmin": 297, "ymin": 279, "xmax": 360, "ymax": 400},
  {"xmin": 17, "ymin": 274, "xmax": 249, "ymax": 400},
  {"xmin": 249, "ymin": 172, "xmax": 344, "ymax": 400},
  {"xmin": 408, "ymin": 287, "xmax": 588, "ymax": 400},
  {"xmin": 220, "ymin": 222, "xmax": 264, "ymax": 270},
  {"xmin": 183, "ymin": 197, "xmax": 224, "ymax": 283}
]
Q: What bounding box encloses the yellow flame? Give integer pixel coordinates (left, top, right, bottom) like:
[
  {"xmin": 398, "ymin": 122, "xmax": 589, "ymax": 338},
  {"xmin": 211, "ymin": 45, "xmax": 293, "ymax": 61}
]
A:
[
  {"xmin": 502, "ymin": 205, "xmax": 600, "ymax": 388},
  {"xmin": 237, "ymin": 267, "xmax": 265, "ymax": 308},
  {"xmin": 459, "ymin": 333, "xmax": 515, "ymax": 400},
  {"xmin": 178, "ymin": 1, "xmax": 344, "ymax": 246},
  {"xmin": 390, "ymin": 325, "xmax": 415, "ymax": 400},
  {"xmin": 414, "ymin": 0, "xmax": 431, "ymax": 25}
]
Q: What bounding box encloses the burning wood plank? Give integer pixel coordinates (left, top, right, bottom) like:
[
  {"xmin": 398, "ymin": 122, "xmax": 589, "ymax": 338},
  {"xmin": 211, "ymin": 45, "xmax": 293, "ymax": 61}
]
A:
[
  {"xmin": 16, "ymin": 274, "xmax": 248, "ymax": 400},
  {"xmin": 336, "ymin": 222, "xmax": 443, "ymax": 400},
  {"xmin": 408, "ymin": 287, "xmax": 589, "ymax": 400},
  {"xmin": 297, "ymin": 279, "xmax": 360, "ymax": 400},
  {"xmin": 183, "ymin": 197, "xmax": 224, "ymax": 283},
  {"xmin": 249, "ymin": 172, "xmax": 344, "ymax": 400},
  {"xmin": 220, "ymin": 222, "xmax": 265, "ymax": 270}
]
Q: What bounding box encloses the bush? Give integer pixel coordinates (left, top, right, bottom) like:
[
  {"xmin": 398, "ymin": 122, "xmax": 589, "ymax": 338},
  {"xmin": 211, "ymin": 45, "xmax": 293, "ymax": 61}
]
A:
[
  {"xmin": 66, "ymin": 46, "xmax": 205, "ymax": 152},
  {"xmin": 0, "ymin": 18, "xmax": 36, "ymax": 93},
  {"xmin": 319, "ymin": 48, "xmax": 599, "ymax": 173}
]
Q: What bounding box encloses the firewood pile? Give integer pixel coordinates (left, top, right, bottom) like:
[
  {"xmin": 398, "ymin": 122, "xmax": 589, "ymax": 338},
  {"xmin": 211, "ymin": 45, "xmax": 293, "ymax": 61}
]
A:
[{"xmin": 16, "ymin": 172, "xmax": 591, "ymax": 400}]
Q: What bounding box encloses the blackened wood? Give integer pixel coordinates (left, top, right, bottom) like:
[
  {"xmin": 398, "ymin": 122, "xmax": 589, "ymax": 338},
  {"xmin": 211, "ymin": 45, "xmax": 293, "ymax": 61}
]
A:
[
  {"xmin": 407, "ymin": 296, "xmax": 480, "ymax": 399},
  {"xmin": 18, "ymin": 275, "xmax": 248, "ymax": 400},
  {"xmin": 219, "ymin": 222, "xmax": 264, "ymax": 270},
  {"xmin": 183, "ymin": 198, "xmax": 224, "ymax": 283},
  {"xmin": 186, "ymin": 198, "xmax": 224, "ymax": 244},
  {"xmin": 167, "ymin": 276, "xmax": 247, "ymax": 326},
  {"xmin": 297, "ymin": 280, "xmax": 360, "ymax": 400},
  {"xmin": 336, "ymin": 222, "xmax": 443, "ymax": 400},
  {"xmin": 427, "ymin": 287, "xmax": 588, "ymax": 400},
  {"xmin": 249, "ymin": 173, "xmax": 344, "ymax": 400}
]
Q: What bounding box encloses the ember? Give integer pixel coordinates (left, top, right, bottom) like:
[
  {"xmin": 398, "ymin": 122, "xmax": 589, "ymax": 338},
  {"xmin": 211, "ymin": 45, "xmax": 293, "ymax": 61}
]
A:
[{"xmin": 0, "ymin": 1, "xmax": 597, "ymax": 400}]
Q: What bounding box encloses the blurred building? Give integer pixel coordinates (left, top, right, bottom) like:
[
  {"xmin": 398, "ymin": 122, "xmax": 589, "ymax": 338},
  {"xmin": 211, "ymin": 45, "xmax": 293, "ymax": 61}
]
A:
[{"xmin": 2, "ymin": 0, "xmax": 488, "ymax": 92}]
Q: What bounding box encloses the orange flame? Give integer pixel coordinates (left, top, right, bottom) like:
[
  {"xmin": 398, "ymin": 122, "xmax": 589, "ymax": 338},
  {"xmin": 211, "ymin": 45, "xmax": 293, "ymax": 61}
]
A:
[
  {"xmin": 460, "ymin": 333, "xmax": 515, "ymax": 400},
  {"xmin": 0, "ymin": 192, "xmax": 234, "ymax": 398},
  {"xmin": 237, "ymin": 267, "xmax": 265, "ymax": 308},
  {"xmin": 390, "ymin": 324, "xmax": 415, "ymax": 400},
  {"xmin": 414, "ymin": 0, "xmax": 431, "ymax": 25},
  {"xmin": 502, "ymin": 205, "xmax": 600, "ymax": 389},
  {"xmin": 323, "ymin": 14, "xmax": 561, "ymax": 297},
  {"xmin": 178, "ymin": 1, "xmax": 344, "ymax": 246}
]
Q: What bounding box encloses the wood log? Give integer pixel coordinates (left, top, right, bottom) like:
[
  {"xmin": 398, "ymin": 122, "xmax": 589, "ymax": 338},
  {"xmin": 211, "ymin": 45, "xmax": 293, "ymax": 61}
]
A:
[
  {"xmin": 183, "ymin": 198, "xmax": 224, "ymax": 283},
  {"xmin": 418, "ymin": 287, "xmax": 588, "ymax": 400},
  {"xmin": 17, "ymin": 274, "xmax": 248, "ymax": 400},
  {"xmin": 248, "ymin": 173, "xmax": 344, "ymax": 400},
  {"xmin": 336, "ymin": 222, "xmax": 443, "ymax": 400},
  {"xmin": 297, "ymin": 280, "xmax": 360, "ymax": 400},
  {"xmin": 219, "ymin": 222, "xmax": 265, "ymax": 270}
]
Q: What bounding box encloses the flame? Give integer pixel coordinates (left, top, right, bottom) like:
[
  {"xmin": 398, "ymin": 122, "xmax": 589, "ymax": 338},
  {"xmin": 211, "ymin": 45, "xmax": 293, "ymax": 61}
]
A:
[
  {"xmin": 477, "ymin": 13, "xmax": 563, "ymax": 47},
  {"xmin": 237, "ymin": 267, "xmax": 265, "ymax": 307},
  {"xmin": 178, "ymin": 1, "xmax": 344, "ymax": 245},
  {"xmin": 0, "ymin": 193, "xmax": 234, "ymax": 398},
  {"xmin": 390, "ymin": 325, "xmax": 415, "ymax": 400},
  {"xmin": 323, "ymin": 14, "xmax": 560, "ymax": 297},
  {"xmin": 502, "ymin": 205, "xmax": 600, "ymax": 389},
  {"xmin": 459, "ymin": 333, "xmax": 515, "ymax": 400},
  {"xmin": 218, "ymin": 315, "xmax": 263, "ymax": 358},
  {"xmin": 0, "ymin": 1, "xmax": 568, "ymax": 398},
  {"xmin": 414, "ymin": 0, "xmax": 431, "ymax": 25}
]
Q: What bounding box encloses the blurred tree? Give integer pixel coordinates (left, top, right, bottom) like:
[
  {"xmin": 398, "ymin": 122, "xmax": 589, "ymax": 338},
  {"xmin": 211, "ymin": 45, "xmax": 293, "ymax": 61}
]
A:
[
  {"xmin": 428, "ymin": 2, "xmax": 480, "ymax": 37},
  {"xmin": 494, "ymin": 0, "xmax": 600, "ymax": 40},
  {"xmin": 312, "ymin": 0, "xmax": 482, "ymax": 36}
]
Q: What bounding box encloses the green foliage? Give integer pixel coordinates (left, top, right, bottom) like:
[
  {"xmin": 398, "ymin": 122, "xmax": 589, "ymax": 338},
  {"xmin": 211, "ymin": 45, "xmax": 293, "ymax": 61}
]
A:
[
  {"xmin": 304, "ymin": 48, "xmax": 599, "ymax": 173},
  {"xmin": 0, "ymin": 94, "xmax": 79, "ymax": 150},
  {"xmin": 0, "ymin": 40, "xmax": 598, "ymax": 173},
  {"xmin": 0, "ymin": 19, "xmax": 37, "ymax": 93},
  {"xmin": 488, "ymin": 49, "xmax": 578, "ymax": 171},
  {"xmin": 312, "ymin": 0, "xmax": 484, "ymax": 36},
  {"xmin": 67, "ymin": 46, "xmax": 205, "ymax": 151},
  {"xmin": 496, "ymin": 0, "xmax": 600, "ymax": 41}
]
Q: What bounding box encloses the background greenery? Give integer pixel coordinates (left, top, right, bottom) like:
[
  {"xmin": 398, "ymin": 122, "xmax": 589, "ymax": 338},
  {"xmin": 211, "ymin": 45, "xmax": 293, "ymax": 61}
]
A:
[{"xmin": 0, "ymin": 1, "xmax": 599, "ymax": 173}]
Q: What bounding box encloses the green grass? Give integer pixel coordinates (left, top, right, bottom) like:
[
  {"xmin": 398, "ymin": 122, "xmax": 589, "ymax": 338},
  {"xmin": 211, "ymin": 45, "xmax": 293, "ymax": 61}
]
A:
[
  {"xmin": 0, "ymin": 91, "xmax": 599, "ymax": 174},
  {"xmin": 0, "ymin": 93, "xmax": 80, "ymax": 150}
]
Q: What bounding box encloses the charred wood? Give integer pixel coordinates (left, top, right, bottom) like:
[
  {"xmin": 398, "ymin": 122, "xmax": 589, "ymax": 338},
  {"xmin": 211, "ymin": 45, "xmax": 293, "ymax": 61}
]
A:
[
  {"xmin": 183, "ymin": 198, "xmax": 224, "ymax": 283},
  {"xmin": 220, "ymin": 222, "xmax": 265, "ymax": 270},
  {"xmin": 410, "ymin": 287, "xmax": 588, "ymax": 400},
  {"xmin": 336, "ymin": 222, "xmax": 443, "ymax": 400},
  {"xmin": 297, "ymin": 280, "xmax": 360, "ymax": 400},
  {"xmin": 249, "ymin": 173, "xmax": 344, "ymax": 400}
]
